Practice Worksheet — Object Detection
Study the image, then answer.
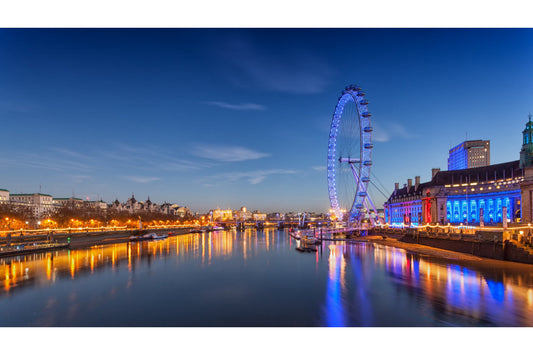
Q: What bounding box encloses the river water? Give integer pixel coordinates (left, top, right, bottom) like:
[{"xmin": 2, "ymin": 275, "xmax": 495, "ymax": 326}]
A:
[{"xmin": 1, "ymin": 229, "xmax": 533, "ymax": 326}]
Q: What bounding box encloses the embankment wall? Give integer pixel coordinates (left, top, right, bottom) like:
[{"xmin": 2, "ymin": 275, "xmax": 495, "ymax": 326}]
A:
[{"xmin": 373, "ymin": 228, "xmax": 533, "ymax": 265}]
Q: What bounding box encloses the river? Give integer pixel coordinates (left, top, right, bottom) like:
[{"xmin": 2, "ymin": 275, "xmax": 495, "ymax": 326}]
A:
[{"xmin": 1, "ymin": 229, "xmax": 533, "ymax": 326}]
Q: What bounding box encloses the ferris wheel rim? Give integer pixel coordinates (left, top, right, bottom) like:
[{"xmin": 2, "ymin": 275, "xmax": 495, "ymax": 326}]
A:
[{"xmin": 327, "ymin": 84, "xmax": 373, "ymax": 224}]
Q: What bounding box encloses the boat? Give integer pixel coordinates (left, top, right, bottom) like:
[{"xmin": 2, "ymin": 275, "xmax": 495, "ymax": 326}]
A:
[
  {"xmin": 289, "ymin": 228, "xmax": 321, "ymax": 245},
  {"xmin": 212, "ymin": 225, "xmax": 224, "ymax": 231},
  {"xmin": 130, "ymin": 232, "xmax": 168, "ymax": 241},
  {"xmin": 296, "ymin": 245, "xmax": 317, "ymax": 253},
  {"xmin": 150, "ymin": 233, "xmax": 168, "ymax": 240},
  {"xmin": 288, "ymin": 228, "xmax": 302, "ymax": 239}
]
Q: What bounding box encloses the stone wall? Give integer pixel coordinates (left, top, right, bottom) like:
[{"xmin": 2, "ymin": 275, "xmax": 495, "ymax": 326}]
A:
[
  {"xmin": 400, "ymin": 233, "xmax": 505, "ymax": 260},
  {"xmin": 373, "ymin": 227, "xmax": 533, "ymax": 265}
]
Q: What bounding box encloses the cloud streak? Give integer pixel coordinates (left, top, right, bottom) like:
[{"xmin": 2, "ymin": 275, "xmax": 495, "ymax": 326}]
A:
[
  {"xmin": 191, "ymin": 144, "xmax": 270, "ymax": 162},
  {"xmin": 205, "ymin": 169, "xmax": 297, "ymax": 185},
  {"xmin": 372, "ymin": 121, "xmax": 417, "ymax": 142},
  {"xmin": 99, "ymin": 143, "xmax": 213, "ymax": 171},
  {"xmin": 219, "ymin": 37, "xmax": 333, "ymax": 94},
  {"xmin": 206, "ymin": 101, "xmax": 266, "ymax": 111},
  {"xmin": 124, "ymin": 176, "xmax": 161, "ymax": 183},
  {"xmin": 0, "ymin": 149, "xmax": 93, "ymax": 172}
]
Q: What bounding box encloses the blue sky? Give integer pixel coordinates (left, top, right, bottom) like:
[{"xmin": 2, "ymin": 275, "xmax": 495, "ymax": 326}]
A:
[{"xmin": 0, "ymin": 28, "xmax": 532, "ymax": 213}]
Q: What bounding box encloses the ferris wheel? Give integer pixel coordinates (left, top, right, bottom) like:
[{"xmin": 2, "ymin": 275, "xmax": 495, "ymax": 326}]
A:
[{"xmin": 327, "ymin": 84, "xmax": 378, "ymax": 227}]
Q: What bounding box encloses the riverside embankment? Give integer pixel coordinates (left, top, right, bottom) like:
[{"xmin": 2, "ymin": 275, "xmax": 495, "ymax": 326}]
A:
[
  {"xmin": 369, "ymin": 226, "xmax": 533, "ymax": 265},
  {"xmin": 0, "ymin": 227, "xmax": 193, "ymax": 256}
]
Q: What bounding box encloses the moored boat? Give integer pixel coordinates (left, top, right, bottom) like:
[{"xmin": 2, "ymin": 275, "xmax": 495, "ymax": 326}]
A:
[
  {"xmin": 130, "ymin": 232, "xmax": 168, "ymax": 241},
  {"xmin": 296, "ymin": 245, "xmax": 317, "ymax": 253},
  {"xmin": 151, "ymin": 233, "xmax": 168, "ymax": 240}
]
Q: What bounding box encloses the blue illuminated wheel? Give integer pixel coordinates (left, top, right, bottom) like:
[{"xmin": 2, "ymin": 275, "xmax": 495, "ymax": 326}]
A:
[{"xmin": 327, "ymin": 85, "xmax": 373, "ymax": 226}]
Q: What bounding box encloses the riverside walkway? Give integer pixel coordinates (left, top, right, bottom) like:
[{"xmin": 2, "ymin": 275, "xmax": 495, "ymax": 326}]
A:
[{"xmin": 0, "ymin": 226, "xmax": 193, "ymax": 257}]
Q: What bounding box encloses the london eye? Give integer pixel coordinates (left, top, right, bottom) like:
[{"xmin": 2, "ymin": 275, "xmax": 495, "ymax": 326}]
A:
[{"xmin": 327, "ymin": 85, "xmax": 377, "ymax": 227}]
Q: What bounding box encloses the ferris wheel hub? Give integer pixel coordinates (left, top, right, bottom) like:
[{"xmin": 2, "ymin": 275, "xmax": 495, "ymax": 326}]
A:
[{"xmin": 339, "ymin": 157, "xmax": 361, "ymax": 164}]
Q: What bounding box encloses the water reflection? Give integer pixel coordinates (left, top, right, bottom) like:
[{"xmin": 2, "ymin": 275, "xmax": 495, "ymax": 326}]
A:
[
  {"xmin": 0, "ymin": 229, "xmax": 286, "ymax": 301},
  {"xmin": 1, "ymin": 230, "xmax": 533, "ymax": 326},
  {"xmin": 0, "ymin": 231, "xmax": 237, "ymax": 296},
  {"xmin": 323, "ymin": 242, "xmax": 533, "ymax": 326},
  {"xmin": 325, "ymin": 245, "xmax": 346, "ymax": 326}
]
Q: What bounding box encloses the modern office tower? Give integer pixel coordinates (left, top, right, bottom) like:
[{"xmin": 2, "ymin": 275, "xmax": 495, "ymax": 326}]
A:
[{"xmin": 448, "ymin": 140, "xmax": 490, "ymax": 170}]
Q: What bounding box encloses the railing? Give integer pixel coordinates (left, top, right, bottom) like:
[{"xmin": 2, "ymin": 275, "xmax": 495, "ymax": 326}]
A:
[
  {"xmin": 373, "ymin": 222, "xmax": 533, "ymax": 247},
  {"xmin": 374, "ymin": 222, "xmax": 533, "ymax": 233},
  {"xmin": 0, "ymin": 223, "xmax": 200, "ymax": 237}
]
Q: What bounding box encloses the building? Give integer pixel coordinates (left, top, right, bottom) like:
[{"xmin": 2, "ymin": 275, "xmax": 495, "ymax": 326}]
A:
[
  {"xmin": 252, "ymin": 211, "xmax": 267, "ymax": 221},
  {"xmin": 85, "ymin": 200, "xmax": 108, "ymax": 210},
  {"xmin": 234, "ymin": 206, "xmax": 252, "ymax": 221},
  {"xmin": 53, "ymin": 197, "xmax": 84, "ymax": 208},
  {"xmin": 107, "ymin": 195, "xmax": 190, "ymax": 217},
  {"xmin": 520, "ymin": 114, "xmax": 533, "ymax": 168},
  {"xmin": 385, "ymin": 162, "xmax": 521, "ymax": 225},
  {"xmin": 0, "ymin": 189, "xmax": 9, "ymax": 203},
  {"xmin": 175, "ymin": 206, "xmax": 191, "ymax": 218},
  {"xmin": 448, "ymin": 140, "xmax": 490, "ymax": 170},
  {"xmin": 385, "ymin": 118, "xmax": 533, "ymax": 226},
  {"xmin": 211, "ymin": 209, "xmax": 234, "ymax": 221},
  {"xmin": 9, "ymin": 193, "xmax": 54, "ymax": 218}
]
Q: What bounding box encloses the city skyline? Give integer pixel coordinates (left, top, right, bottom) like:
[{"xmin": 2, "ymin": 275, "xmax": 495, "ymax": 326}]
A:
[{"xmin": 1, "ymin": 28, "xmax": 532, "ymax": 213}]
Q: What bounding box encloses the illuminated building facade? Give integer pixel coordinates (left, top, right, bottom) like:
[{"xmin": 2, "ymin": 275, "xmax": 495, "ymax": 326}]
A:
[
  {"xmin": 385, "ymin": 161, "xmax": 522, "ymax": 225},
  {"xmin": 211, "ymin": 209, "xmax": 233, "ymax": 221},
  {"xmin": 384, "ymin": 117, "xmax": 533, "ymax": 226},
  {"xmin": 252, "ymin": 211, "xmax": 267, "ymax": 221},
  {"xmin": 448, "ymin": 140, "xmax": 490, "ymax": 170},
  {"xmin": 234, "ymin": 206, "xmax": 252, "ymax": 221}
]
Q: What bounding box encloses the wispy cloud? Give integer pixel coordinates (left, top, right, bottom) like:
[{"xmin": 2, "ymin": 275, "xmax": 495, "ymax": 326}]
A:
[
  {"xmin": 191, "ymin": 144, "xmax": 270, "ymax": 162},
  {"xmin": 69, "ymin": 175, "xmax": 91, "ymax": 184},
  {"xmin": 206, "ymin": 101, "xmax": 266, "ymax": 111},
  {"xmin": 0, "ymin": 143, "xmax": 212, "ymax": 178},
  {"xmin": 99, "ymin": 143, "xmax": 213, "ymax": 171},
  {"xmin": 205, "ymin": 169, "xmax": 296, "ymax": 185},
  {"xmin": 124, "ymin": 176, "xmax": 161, "ymax": 183},
  {"xmin": 373, "ymin": 121, "xmax": 417, "ymax": 142},
  {"xmin": 0, "ymin": 149, "xmax": 93, "ymax": 172},
  {"xmin": 219, "ymin": 37, "xmax": 333, "ymax": 94},
  {"xmin": 312, "ymin": 166, "xmax": 326, "ymax": 171}
]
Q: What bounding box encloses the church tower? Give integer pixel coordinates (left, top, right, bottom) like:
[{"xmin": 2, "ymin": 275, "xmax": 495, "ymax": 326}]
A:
[{"xmin": 520, "ymin": 114, "xmax": 533, "ymax": 168}]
